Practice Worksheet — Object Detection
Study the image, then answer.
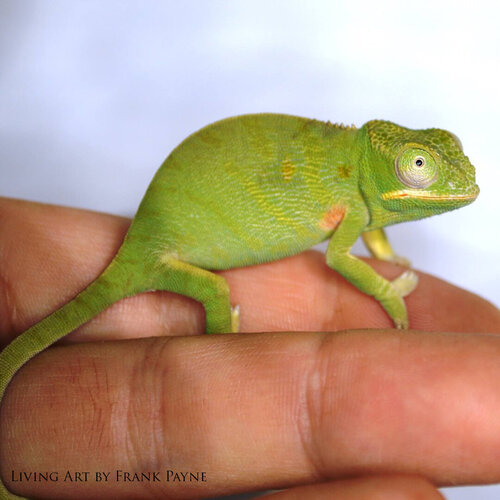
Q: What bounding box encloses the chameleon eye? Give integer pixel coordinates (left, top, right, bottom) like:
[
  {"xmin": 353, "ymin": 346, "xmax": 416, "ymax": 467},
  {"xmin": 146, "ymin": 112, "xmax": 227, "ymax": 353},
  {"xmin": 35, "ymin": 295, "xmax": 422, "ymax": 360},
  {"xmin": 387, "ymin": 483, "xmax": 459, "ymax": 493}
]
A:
[
  {"xmin": 414, "ymin": 156, "xmax": 425, "ymax": 168},
  {"xmin": 395, "ymin": 148, "xmax": 438, "ymax": 189}
]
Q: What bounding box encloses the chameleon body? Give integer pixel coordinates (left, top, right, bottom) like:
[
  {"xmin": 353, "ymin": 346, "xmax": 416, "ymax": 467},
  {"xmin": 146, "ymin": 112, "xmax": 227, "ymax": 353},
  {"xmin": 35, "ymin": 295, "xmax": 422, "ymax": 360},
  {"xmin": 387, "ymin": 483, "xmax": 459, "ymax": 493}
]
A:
[{"xmin": 0, "ymin": 113, "xmax": 478, "ymax": 499}]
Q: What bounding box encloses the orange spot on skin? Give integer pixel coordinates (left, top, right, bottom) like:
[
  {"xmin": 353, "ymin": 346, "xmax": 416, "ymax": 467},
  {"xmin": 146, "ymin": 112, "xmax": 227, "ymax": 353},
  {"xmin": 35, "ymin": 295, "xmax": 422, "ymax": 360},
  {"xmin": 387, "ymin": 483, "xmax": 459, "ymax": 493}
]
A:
[{"xmin": 320, "ymin": 205, "xmax": 345, "ymax": 231}]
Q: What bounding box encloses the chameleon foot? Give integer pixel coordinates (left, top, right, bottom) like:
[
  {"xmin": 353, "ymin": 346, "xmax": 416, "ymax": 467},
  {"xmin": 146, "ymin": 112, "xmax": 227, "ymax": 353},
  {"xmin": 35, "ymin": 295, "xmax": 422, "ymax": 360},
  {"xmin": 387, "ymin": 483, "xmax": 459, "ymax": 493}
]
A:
[
  {"xmin": 231, "ymin": 304, "xmax": 240, "ymax": 333},
  {"xmin": 394, "ymin": 316, "xmax": 409, "ymax": 329},
  {"xmin": 390, "ymin": 254, "xmax": 411, "ymax": 267},
  {"xmin": 391, "ymin": 270, "xmax": 419, "ymax": 298}
]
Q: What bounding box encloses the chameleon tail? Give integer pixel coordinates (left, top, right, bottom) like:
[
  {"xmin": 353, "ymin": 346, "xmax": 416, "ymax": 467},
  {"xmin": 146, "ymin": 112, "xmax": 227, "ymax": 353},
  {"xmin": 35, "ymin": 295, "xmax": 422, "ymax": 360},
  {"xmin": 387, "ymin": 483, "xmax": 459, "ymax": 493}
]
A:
[{"xmin": 0, "ymin": 246, "xmax": 151, "ymax": 500}]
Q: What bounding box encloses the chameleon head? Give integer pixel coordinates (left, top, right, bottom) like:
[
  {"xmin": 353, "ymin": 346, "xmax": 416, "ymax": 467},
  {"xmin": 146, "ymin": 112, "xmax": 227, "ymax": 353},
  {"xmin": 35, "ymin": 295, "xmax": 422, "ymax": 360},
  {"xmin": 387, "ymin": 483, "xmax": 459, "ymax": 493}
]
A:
[{"xmin": 360, "ymin": 120, "xmax": 479, "ymax": 222}]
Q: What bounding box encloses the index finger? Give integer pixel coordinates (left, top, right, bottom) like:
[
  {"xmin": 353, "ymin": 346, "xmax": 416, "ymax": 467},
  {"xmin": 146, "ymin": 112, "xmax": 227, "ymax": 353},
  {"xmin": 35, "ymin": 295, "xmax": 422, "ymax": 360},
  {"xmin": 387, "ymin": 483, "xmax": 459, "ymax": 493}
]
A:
[{"xmin": 0, "ymin": 198, "xmax": 498, "ymax": 347}]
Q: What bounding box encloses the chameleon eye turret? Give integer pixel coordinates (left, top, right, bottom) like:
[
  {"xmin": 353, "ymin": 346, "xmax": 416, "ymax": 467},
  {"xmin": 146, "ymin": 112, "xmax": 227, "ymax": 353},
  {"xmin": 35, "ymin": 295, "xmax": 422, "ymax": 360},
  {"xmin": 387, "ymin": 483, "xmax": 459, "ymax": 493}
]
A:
[{"xmin": 395, "ymin": 146, "xmax": 438, "ymax": 189}]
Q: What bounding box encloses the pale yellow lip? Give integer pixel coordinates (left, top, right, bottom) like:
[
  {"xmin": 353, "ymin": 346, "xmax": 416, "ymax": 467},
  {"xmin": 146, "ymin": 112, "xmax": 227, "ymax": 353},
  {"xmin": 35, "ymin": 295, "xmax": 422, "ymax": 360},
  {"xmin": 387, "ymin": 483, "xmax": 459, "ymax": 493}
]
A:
[{"xmin": 382, "ymin": 187, "xmax": 479, "ymax": 201}]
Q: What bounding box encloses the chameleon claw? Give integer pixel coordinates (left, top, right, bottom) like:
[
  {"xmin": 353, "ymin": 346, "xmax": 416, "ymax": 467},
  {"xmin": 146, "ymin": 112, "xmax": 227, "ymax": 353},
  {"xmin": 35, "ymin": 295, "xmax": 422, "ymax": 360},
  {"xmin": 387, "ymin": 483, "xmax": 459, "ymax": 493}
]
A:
[
  {"xmin": 394, "ymin": 317, "xmax": 409, "ymax": 329},
  {"xmin": 231, "ymin": 304, "xmax": 240, "ymax": 333},
  {"xmin": 391, "ymin": 270, "xmax": 419, "ymax": 298},
  {"xmin": 390, "ymin": 254, "xmax": 411, "ymax": 267}
]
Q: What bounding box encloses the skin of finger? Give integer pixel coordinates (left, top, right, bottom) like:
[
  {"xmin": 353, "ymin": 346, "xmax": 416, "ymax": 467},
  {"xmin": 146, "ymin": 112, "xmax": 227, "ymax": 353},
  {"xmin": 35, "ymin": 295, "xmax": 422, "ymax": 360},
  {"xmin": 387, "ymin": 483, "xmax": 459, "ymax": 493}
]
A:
[
  {"xmin": 3, "ymin": 330, "xmax": 500, "ymax": 498},
  {"xmin": 262, "ymin": 474, "xmax": 445, "ymax": 500},
  {"xmin": 0, "ymin": 198, "xmax": 498, "ymax": 347}
]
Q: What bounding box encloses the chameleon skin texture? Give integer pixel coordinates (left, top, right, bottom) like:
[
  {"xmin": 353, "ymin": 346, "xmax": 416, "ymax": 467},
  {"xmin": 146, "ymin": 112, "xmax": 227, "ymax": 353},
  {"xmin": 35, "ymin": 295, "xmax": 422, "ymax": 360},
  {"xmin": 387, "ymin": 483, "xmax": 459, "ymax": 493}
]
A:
[
  {"xmin": 0, "ymin": 113, "xmax": 478, "ymax": 499},
  {"xmin": 132, "ymin": 115, "xmax": 361, "ymax": 268}
]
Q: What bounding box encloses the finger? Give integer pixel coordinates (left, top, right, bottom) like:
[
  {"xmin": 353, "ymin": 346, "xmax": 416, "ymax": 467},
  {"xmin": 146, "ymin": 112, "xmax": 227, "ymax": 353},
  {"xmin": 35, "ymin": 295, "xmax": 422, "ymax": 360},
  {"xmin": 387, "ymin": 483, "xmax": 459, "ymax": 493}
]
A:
[
  {"xmin": 3, "ymin": 330, "xmax": 500, "ymax": 498},
  {"xmin": 263, "ymin": 474, "xmax": 444, "ymax": 500},
  {"xmin": 0, "ymin": 198, "xmax": 498, "ymax": 347},
  {"xmin": 226, "ymin": 251, "xmax": 499, "ymax": 334}
]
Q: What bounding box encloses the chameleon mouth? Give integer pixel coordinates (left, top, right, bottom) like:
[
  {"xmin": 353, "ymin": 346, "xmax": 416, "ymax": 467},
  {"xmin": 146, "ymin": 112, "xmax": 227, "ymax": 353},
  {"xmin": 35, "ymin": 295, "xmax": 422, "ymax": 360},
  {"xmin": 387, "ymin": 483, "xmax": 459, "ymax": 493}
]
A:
[{"xmin": 382, "ymin": 186, "xmax": 479, "ymax": 201}]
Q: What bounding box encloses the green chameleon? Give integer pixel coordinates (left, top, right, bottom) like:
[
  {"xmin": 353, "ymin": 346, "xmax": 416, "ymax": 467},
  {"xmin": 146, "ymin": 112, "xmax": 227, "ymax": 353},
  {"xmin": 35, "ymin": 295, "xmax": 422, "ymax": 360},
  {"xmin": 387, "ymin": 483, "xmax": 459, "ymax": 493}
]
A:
[{"xmin": 0, "ymin": 113, "xmax": 478, "ymax": 499}]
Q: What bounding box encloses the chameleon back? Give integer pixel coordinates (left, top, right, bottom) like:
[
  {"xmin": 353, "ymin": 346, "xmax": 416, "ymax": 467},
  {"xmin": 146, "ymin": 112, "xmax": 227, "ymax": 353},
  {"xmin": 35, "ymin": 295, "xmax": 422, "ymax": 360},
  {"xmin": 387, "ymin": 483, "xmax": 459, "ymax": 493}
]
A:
[{"xmin": 129, "ymin": 113, "xmax": 361, "ymax": 270}]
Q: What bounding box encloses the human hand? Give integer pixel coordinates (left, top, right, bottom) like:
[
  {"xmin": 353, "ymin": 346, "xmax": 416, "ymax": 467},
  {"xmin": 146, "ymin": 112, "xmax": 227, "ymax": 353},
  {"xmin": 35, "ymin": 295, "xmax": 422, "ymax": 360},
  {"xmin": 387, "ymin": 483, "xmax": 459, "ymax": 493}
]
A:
[{"xmin": 1, "ymin": 198, "xmax": 499, "ymax": 499}]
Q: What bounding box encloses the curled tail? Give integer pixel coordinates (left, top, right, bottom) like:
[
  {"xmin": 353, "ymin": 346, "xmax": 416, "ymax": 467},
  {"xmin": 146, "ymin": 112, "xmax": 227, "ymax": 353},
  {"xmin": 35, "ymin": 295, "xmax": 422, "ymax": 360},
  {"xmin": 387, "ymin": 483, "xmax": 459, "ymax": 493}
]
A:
[{"xmin": 0, "ymin": 246, "xmax": 151, "ymax": 499}]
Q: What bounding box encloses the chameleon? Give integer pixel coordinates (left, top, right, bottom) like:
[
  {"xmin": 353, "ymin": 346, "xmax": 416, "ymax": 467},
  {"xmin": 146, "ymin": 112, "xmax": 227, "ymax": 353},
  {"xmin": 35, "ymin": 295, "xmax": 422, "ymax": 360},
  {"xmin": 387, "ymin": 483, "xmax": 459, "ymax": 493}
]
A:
[{"xmin": 0, "ymin": 113, "xmax": 478, "ymax": 499}]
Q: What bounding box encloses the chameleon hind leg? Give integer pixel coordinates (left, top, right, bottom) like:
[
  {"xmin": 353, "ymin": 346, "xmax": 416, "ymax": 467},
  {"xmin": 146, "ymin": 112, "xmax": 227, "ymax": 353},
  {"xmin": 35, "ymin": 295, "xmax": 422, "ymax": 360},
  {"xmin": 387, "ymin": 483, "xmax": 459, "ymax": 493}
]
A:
[
  {"xmin": 153, "ymin": 256, "xmax": 236, "ymax": 333},
  {"xmin": 362, "ymin": 228, "xmax": 418, "ymax": 298}
]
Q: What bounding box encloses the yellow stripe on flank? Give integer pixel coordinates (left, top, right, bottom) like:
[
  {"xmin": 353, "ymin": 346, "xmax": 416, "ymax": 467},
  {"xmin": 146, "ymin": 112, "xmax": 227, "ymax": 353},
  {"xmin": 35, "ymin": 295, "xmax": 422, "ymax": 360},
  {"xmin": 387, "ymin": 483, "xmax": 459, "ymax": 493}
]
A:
[{"xmin": 281, "ymin": 157, "xmax": 296, "ymax": 182}]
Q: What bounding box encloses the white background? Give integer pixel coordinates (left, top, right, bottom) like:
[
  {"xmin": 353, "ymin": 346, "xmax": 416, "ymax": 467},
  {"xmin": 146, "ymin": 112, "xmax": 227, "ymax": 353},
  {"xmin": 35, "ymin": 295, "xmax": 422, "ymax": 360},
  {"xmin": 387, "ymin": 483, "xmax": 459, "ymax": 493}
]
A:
[{"xmin": 0, "ymin": 1, "xmax": 498, "ymax": 498}]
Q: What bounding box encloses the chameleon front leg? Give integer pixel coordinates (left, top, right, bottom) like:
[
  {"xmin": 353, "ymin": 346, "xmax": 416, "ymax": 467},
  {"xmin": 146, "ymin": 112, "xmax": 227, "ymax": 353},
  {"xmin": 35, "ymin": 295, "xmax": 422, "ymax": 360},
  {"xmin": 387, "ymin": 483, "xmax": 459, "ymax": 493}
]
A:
[
  {"xmin": 153, "ymin": 256, "xmax": 237, "ymax": 333},
  {"xmin": 361, "ymin": 228, "xmax": 418, "ymax": 298},
  {"xmin": 326, "ymin": 212, "xmax": 410, "ymax": 328},
  {"xmin": 362, "ymin": 228, "xmax": 410, "ymax": 266}
]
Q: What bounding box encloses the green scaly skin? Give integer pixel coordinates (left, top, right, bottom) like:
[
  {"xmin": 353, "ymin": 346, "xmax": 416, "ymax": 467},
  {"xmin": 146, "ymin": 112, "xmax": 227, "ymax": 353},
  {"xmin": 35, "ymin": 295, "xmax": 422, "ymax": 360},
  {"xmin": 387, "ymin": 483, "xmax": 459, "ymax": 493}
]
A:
[{"xmin": 0, "ymin": 113, "xmax": 478, "ymax": 499}]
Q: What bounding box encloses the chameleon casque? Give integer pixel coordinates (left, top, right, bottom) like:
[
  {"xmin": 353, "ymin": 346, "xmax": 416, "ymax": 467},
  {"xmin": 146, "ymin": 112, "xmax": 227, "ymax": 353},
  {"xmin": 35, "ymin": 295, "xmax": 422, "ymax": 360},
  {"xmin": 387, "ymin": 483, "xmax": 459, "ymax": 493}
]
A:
[{"xmin": 0, "ymin": 113, "xmax": 479, "ymax": 499}]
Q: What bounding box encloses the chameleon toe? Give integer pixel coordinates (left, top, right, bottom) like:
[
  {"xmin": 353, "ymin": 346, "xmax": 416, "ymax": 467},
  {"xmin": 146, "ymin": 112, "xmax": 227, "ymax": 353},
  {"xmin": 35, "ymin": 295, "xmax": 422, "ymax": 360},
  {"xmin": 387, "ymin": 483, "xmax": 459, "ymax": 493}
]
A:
[
  {"xmin": 231, "ymin": 304, "xmax": 240, "ymax": 333},
  {"xmin": 391, "ymin": 270, "xmax": 419, "ymax": 298}
]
